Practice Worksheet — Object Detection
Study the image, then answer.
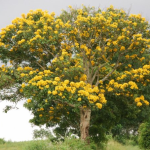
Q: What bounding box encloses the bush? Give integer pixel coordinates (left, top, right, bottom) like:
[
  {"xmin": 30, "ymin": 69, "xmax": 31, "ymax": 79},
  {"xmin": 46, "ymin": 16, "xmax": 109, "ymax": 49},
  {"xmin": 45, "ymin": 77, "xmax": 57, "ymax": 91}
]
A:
[
  {"xmin": 138, "ymin": 121, "xmax": 150, "ymax": 149},
  {"xmin": 0, "ymin": 138, "xmax": 6, "ymax": 144},
  {"xmin": 50, "ymin": 136, "xmax": 99, "ymax": 150},
  {"xmin": 23, "ymin": 140, "xmax": 50, "ymax": 150}
]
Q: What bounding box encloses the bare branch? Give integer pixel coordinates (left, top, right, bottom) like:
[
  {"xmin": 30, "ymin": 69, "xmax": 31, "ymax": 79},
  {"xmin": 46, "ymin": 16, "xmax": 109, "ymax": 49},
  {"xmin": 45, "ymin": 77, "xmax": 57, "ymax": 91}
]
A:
[
  {"xmin": 91, "ymin": 69, "xmax": 99, "ymax": 84},
  {"xmin": 36, "ymin": 62, "xmax": 45, "ymax": 70},
  {"xmin": 91, "ymin": 62, "xmax": 108, "ymax": 85},
  {"xmin": 101, "ymin": 64, "xmax": 119, "ymax": 82},
  {"xmin": 95, "ymin": 74, "xmax": 100, "ymax": 86},
  {"xmin": 44, "ymin": 47, "xmax": 55, "ymax": 58},
  {"xmin": 65, "ymin": 119, "xmax": 79, "ymax": 129},
  {"xmin": 101, "ymin": 52, "xmax": 123, "ymax": 82}
]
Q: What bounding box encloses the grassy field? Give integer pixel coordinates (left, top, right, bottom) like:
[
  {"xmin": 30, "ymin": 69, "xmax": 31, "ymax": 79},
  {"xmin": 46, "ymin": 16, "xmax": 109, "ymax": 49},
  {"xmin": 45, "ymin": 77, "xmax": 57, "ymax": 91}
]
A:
[{"xmin": 0, "ymin": 139, "xmax": 141, "ymax": 150}]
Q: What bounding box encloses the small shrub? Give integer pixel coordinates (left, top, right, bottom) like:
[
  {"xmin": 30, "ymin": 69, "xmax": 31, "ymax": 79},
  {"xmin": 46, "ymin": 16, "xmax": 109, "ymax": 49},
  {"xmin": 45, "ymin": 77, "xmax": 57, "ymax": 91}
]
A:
[{"xmin": 138, "ymin": 122, "xmax": 150, "ymax": 149}]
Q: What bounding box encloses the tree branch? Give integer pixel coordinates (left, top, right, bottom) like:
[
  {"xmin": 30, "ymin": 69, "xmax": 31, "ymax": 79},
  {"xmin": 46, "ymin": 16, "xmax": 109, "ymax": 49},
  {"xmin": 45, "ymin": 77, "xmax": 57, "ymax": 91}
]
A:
[
  {"xmin": 101, "ymin": 64, "xmax": 119, "ymax": 82},
  {"xmin": 101, "ymin": 52, "xmax": 123, "ymax": 82},
  {"xmin": 95, "ymin": 74, "xmax": 100, "ymax": 86},
  {"xmin": 36, "ymin": 62, "xmax": 45, "ymax": 70},
  {"xmin": 91, "ymin": 62, "xmax": 108, "ymax": 85}
]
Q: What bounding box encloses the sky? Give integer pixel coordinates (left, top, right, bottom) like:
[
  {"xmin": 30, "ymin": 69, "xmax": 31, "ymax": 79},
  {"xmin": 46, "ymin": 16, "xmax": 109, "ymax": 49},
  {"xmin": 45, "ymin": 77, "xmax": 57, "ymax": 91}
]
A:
[{"xmin": 0, "ymin": 0, "xmax": 150, "ymax": 142}]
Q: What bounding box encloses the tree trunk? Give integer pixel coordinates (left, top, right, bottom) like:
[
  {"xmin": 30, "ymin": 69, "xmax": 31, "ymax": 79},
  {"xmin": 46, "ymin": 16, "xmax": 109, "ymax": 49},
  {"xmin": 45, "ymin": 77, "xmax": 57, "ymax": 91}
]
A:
[{"xmin": 80, "ymin": 107, "xmax": 91, "ymax": 143}]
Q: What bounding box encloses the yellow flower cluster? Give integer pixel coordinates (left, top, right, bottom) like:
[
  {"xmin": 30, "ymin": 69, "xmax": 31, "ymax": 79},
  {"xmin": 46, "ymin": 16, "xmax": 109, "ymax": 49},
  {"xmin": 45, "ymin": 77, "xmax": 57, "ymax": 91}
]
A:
[
  {"xmin": 24, "ymin": 66, "xmax": 106, "ymax": 109},
  {"xmin": 134, "ymin": 95, "xmax": 149, "ymax": 106},
  {"xmin": 0, "ymin": 65, "xmax": 8, "ymax": 73},
  {"xmin": 80, "ymin": 74, "xmax": 87, "ymax": 81},
  {"xmin": 17, "ymin": 66, "xmax": 33, "ymax": 72},
  {"xmin": 18, "ymin": 39, "xmax": 25, "ymax": 45},
  {"xmin": 128, "ymin": 81, "xmax": 138, "ymax": 89},
  {"xmin": 107, "ymin": 80, "xmax": 138, "ymax": 92}
]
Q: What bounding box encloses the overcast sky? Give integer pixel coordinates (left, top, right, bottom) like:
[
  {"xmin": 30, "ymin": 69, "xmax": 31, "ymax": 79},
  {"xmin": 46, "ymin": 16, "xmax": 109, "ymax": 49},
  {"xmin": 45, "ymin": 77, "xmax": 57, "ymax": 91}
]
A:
[{"xmin": 0, "ymin": 0, "xmax": 150, "ymax": 142}]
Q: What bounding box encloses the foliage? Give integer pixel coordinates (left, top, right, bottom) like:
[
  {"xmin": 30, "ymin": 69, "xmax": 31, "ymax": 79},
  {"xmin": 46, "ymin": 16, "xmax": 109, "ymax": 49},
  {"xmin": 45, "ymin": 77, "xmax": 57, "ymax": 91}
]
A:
[
  {"xmin": 0, "ymin": 5, "xmax": 150, "ymax": 142},
  {"xmin": 138, "ymin": 121, "xmax": 150, "ymax": 149}
]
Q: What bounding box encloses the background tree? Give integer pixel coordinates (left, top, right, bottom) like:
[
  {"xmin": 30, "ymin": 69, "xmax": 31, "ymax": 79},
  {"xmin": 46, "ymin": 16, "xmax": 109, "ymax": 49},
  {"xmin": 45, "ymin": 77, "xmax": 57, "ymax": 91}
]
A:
[
  {"xmin": 0, "ymin": 5, "xmax": 150, "ymax": 143},
  {"xmin": 33, "ymin": 128, "xmax": 53, "ymax": 140}
]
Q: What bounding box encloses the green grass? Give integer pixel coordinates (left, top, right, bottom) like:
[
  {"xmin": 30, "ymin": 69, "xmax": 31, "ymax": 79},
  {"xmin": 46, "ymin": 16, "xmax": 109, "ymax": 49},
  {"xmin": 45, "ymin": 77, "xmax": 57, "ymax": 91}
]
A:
[{"xmin": 0, "ymin": 139, "xmax": 141, "ymax": 150}]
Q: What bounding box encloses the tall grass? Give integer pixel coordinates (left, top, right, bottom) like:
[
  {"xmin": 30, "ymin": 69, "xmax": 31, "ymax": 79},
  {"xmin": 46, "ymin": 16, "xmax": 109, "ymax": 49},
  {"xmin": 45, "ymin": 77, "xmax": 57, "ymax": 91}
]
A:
[
  {"xmin": 106, "ymin": 140, "xmax": 140, "ymax": 150},
  {"xmin": 0, "ymin": 138, "xmax": 141, "ymax": 150}
]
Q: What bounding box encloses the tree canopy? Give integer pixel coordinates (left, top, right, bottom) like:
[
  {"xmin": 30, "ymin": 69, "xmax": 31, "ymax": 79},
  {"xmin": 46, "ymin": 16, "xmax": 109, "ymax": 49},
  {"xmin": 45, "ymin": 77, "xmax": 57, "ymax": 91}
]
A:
[{"xmin": 0, "ymin": 5, "xmax": 150, "ymax": 143}]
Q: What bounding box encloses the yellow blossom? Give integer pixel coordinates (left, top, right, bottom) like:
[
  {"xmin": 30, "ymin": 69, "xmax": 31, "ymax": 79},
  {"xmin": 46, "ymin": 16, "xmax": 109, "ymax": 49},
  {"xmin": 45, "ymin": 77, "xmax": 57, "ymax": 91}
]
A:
[
  {"xmin": 64, "ymin": 80, "xmax": 69, "ymax": 85},
  {"xmin": 120, "ymin": 46, "xmax": 125, "ymax": 51},
  {"xmin": 27, "ymin": 99, "xmax": 31, "ymax": 103},
  {"xmin": 55, "ymin": 77, "xmax": 60, "ymax": 82},
  {"xmin": 52, "ymin": 81, "xmax": 57, "ymax": 85},
  {"xmin": 135, "ymin": 97, "xmax": 140, "ymax": 102},
  {"xmin": 20, "ymin": 88, "xmax": 23, "ymax": 93},
  {"xmin": 45, "ymin": 85, "xmax": 49, "ymax": 88},
  {"xmin": 50, "ymin": 107, "xmax": 54, "ymax": 110},
  {"xmin": 80, "ymin": 74, "xmax": 87, "ymax": 81},
  {"xmin": 96, "ymin": 103, "xmax": 102, "ymax": 109},
  {"xmin": 20, "ymin": 73, "xmax": 26, "ymax": 77},
  {"xmin": 52, "ymin": 91, "xmax": 57, "ymax": 95},
  {"xmin": 78, "ymin": 97, "xmax": 82, "ymax": 101},
  {"xmin": 137, "ymin": 102, "xmax": 142, "ymax": 107},
  {"xmin": 40, "ymin": 108, "xmax": 44, "ymax": 111},
  {"xmin": 21, "ymin": 83, "xmax": 26, "ymax": 88}
]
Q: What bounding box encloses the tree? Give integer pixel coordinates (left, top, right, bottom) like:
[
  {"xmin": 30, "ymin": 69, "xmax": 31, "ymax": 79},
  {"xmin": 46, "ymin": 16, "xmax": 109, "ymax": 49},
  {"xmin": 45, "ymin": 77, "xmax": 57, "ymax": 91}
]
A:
[{"xmin": 0, "ymin": 5, "xmax": 150, "ymax": 143}]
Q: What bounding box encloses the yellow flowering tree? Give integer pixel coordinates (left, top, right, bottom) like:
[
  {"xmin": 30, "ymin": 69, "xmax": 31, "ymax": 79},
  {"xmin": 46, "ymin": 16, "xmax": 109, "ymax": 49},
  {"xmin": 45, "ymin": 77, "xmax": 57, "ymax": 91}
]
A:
[{"xmin": 0, "ymin": 5, "xmax": 150, "ymax": 142}]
